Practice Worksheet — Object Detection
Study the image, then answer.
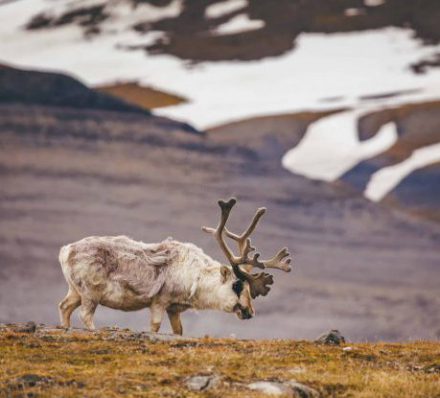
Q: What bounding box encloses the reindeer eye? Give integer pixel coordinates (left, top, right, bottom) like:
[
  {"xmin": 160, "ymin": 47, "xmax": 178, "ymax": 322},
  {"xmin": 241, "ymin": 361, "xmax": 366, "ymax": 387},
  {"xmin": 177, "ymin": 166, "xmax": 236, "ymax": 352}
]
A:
[{"xmin": 232, "ymin": 280, "xmax": 243, "ymax": 296}]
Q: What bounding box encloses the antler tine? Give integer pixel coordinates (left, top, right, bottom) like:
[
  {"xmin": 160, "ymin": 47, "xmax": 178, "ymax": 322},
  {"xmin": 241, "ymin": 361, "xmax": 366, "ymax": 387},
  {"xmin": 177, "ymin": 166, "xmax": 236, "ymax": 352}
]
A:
[
  {"xmin": 201, "ymin": 198, "xmax": 243, "ymax": 266},
  {"xmin": 224, "ymin": 207, "xmax": 266, "ymax": 252},
  {"xmin": 222, "ymin": 206, "xmax": 267, "ymax": 270},
  {"xmin": 261, "ymin": 247, "xmax": 292, "ymax": 272},
  {"xmin": 246, "ymin": 251, "xmax": 266, "ymax": 270}
]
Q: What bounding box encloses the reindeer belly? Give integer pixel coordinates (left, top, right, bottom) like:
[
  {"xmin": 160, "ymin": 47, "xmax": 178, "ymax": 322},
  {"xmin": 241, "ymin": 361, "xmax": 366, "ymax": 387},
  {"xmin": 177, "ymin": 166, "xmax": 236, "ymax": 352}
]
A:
[{"xmin": 99, "ymin": 281, "xmax": 152, "ymax": 311}]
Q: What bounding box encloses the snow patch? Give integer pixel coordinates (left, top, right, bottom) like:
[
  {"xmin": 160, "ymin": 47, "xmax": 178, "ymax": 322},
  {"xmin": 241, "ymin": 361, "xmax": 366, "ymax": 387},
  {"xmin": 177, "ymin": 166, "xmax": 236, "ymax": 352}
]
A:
[
  {"xmin": 153, "ymin": 28, "xmax": 440, "ymax": 128},
  {"xmin": 115, "ymin": 31, "xmax": 167, "ymax": 49},
  {"xmin": 364, "ymin": 0, "xmax": 385, "ymax": 7},
  {"xmin": 345, "ymin": 8, "xmax": 365, "ymax": 17},
  {"xmin": 3, "ymin": 0, "xmax": 183, "ymax": 36},
  {"xmin": 99, "ymin": 0, "xmax": 183, "ymax": 33},
  {"xmin": 211, "ymin": 13, "xmax": 264, "ymax": 35},
  {"xmin": 282, "ymin": 113, "xmax": 398, "ymax": 181},
  {"xmin": 205, "ymin": 0, "xmax": 247, "ymax": 19},
  {"xmin": 365, "ymin": 143, "xmax": 440, "ymax": 201}
]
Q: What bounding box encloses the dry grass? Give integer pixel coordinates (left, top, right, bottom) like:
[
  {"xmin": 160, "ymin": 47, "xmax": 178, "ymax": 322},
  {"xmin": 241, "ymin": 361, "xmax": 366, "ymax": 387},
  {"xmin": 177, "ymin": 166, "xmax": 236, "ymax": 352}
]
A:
[{"xmin": 0, "ymin": 328, "xmax": 439, "ymax": 398}]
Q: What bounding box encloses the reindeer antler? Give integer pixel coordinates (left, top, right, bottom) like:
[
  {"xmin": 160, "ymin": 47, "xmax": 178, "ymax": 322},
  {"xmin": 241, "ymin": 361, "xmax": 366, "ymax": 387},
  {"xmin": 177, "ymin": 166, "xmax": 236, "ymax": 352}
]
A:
[
  {"xmin": 261, "ymin": 247, "xmax": 292, "ymax": 272},
  {"xmin": 202, "ymin": 197, "xmax": 291, "ymax": 298},
  {"xmin": 202, "ymin": 198, "xmax": 292, "ymax": 272},
  {"xmin": 201, "ymin": 198, "xmax": 249, "ymax": 266}
]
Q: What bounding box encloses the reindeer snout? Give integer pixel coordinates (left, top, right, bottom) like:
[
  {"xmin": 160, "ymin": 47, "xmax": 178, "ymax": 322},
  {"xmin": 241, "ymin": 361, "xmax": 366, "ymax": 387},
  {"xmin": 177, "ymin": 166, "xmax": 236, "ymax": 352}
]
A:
[
  {"xmin": 233, "ymin": 304, "xmax": 254, "ymax": 320},
  {"xmin": 240, "ymin": 308, "xmax": 253, "ymax": 319}
]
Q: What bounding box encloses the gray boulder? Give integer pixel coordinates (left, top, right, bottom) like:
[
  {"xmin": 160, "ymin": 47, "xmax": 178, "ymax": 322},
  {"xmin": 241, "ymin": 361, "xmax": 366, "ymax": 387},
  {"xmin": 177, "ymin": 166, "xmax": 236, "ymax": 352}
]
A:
[
  {"xmin": 6, "ymin": 322, "xmax": 37, "ymax": 333},
  {"xmin": 286, "ymin": 381, "xmax": 320, "ymax": 397},
  {"xmin": 186, "ymin": 375, "xmax": 220, "ymax": 391},
  {"xmin": 248, "ymin": 381, "xmax": 319, "ymax": 397},
  {"xmin": 248, "ymin": 381, "xmax": 292, "ymax": 396},
  {"xmin": 315, "ymin": 329, "xmax": 346, "ymax": 345}
]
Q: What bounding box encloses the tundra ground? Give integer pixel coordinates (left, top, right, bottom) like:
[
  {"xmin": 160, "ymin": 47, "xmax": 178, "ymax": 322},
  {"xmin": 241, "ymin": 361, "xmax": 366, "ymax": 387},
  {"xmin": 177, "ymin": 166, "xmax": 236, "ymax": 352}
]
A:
[{"xmin": 0, "ymin": 325, "xmax": 439, "ymax": 398}]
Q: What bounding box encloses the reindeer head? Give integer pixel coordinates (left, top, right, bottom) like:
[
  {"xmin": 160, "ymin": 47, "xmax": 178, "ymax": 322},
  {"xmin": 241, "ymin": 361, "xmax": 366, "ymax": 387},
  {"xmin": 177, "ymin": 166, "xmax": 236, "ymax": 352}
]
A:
[{"xmin": 202, "ymin": 198, "xmax": 292, "ymax": 320}]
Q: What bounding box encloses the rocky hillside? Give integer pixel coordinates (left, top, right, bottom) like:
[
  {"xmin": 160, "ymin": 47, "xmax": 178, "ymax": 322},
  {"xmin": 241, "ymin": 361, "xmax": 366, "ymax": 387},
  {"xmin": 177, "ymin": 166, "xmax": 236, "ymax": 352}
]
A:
[
  {"xmin": 382, "ymin": 162, "xmax": 440, "ymax": 222},
  {"xmin": 0, "ymin": 65, "xmax": 439, "ymax": 341},
  {"xmin": 0, "ymin": 324, "xmax": 439, "ymax": 398},
  {"xmin": 0, "ymin": 64, "xmax": 147, "ymax": 114},
  {"xmin": 208, "ymin": 101, "xmax": 440, "ymax": 224}
]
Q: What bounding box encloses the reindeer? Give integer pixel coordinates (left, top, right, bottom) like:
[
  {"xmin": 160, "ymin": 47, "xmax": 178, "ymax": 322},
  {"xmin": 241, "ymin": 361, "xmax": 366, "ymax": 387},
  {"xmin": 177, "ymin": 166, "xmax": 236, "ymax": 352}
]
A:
[{"xmin": 58, "ymin": 198, "xmax": 292, "ymax": 335}]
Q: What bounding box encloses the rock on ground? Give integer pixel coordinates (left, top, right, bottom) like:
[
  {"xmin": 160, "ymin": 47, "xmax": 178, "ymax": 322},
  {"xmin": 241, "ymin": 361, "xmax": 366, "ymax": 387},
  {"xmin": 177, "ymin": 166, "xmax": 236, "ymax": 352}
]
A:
[
  {"xmin": 248, "ymin": 381, "xmax": 293, "ymax": 396},
  {"xmin": 5, "ymin": 322, "xmax": 37, "ymax": 333},
  {"xmin": 14, "ymin": 374, "xmax": 53, "ymax": 388},
  {"xmin": 286, "ymin": 381, "xmax": 320, "ymax": 398},
  {"xmin": 185, "ymin": 375, "xmax": 220, "ymax": 391},
  {"xmin": 248, "ymin": 380, "xmax": 319, "ymax": 397},
  {"xmin": 315, "ymin": 329, "xmax": 346, "ymax": 345}
]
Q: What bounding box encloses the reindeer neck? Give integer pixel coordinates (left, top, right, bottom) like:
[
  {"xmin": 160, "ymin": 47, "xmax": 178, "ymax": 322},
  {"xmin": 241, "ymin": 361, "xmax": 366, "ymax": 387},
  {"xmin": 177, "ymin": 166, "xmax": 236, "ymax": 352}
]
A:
[{"xmin": 171, "ymin": 242, "xmax": 224, "ymax": 310}]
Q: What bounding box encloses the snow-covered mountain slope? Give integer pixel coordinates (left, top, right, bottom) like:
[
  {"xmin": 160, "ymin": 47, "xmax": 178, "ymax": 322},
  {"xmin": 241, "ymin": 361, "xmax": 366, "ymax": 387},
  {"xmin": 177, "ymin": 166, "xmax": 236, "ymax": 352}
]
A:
[
  {"xmin": 0, "ymin": 0, "xmax": 439, "ymax": 221},
  {"xmin": 1, "ymin": 1, "xmax": 439, "ymax": 126},
  {"xmin": 12, "ymin": 0, "xmax": 439, "ymax": 63}
]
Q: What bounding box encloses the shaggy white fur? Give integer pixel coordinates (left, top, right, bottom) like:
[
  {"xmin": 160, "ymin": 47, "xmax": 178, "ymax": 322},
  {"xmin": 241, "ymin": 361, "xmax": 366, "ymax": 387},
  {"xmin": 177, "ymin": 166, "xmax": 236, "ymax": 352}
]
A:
[{"xmin": 58, "ymin": 235, "xmax": 254, "ymax": 334}]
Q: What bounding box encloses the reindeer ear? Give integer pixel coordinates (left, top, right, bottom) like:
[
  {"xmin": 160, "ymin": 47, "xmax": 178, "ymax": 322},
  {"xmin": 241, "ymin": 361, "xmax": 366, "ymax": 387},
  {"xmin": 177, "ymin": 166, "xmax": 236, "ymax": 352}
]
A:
[{"xmin": 220, "ymin": 265, "xmax": 231, "ymax": 283}]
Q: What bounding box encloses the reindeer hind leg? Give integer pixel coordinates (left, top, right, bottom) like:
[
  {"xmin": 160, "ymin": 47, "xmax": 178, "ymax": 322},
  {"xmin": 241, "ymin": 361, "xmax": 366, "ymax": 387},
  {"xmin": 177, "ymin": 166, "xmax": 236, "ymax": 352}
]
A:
[
  {"xmin": 59, "ymin": 286, "xmax": 81, "ymax": 328},
  {"xmin": 167, "ymin": 308, "xmax": 183, "ymax": 335},
  {"xmin": 79, "ymin": 297, "xmax": 98, "ymax": 330}
]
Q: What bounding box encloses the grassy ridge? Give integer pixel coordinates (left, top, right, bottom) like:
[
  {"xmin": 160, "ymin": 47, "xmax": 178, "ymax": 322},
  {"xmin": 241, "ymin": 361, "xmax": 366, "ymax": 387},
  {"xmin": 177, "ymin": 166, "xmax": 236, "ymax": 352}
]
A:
[{"xmin": 0, "ymin": 327, "xmax": 439, "ymax": 397}]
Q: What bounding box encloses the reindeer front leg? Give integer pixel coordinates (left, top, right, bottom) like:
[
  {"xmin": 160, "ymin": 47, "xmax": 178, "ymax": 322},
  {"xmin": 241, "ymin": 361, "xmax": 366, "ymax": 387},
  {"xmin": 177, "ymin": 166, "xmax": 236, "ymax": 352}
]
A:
[
  {"xmin": 167, "ymin": 308, "xmax": 183, "ymax": 335},
  {"xmin": 149, "ymin": 303, "xmax": 164, "ymax": 333}
]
